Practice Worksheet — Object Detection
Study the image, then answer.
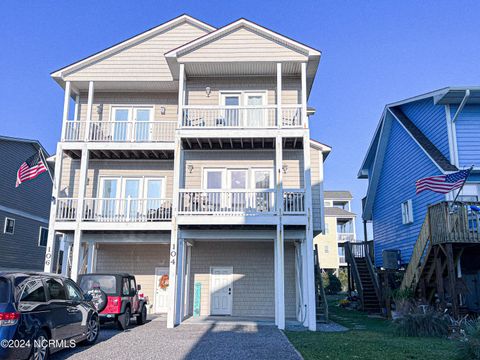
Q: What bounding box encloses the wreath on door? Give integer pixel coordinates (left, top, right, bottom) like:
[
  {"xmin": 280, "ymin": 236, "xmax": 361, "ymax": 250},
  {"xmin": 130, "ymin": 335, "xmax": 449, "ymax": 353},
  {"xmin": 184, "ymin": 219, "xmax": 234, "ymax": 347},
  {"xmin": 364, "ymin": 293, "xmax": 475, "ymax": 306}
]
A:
[{"xmin": 159, "ymin": 274, "xmax": 169, "ymax": 290}]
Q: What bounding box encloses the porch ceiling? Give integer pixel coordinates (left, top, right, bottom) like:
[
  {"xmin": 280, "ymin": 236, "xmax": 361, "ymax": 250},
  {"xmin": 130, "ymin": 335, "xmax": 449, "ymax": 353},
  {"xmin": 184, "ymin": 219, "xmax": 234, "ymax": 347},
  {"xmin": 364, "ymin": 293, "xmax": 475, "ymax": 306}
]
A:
[
  {"xmin": 64, "ymin": 148, "xmax": 174, "ymax": 160},
  {"xmin": 181, "ymin": 136, "xmax": 303, "ymax": 150}
]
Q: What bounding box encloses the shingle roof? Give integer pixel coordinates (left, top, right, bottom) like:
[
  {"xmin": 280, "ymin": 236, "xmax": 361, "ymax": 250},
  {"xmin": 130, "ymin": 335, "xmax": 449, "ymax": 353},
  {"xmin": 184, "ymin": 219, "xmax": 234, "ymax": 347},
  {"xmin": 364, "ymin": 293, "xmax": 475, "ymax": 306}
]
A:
[
  {"xmin": 324, "ymin": 191, "xmax": 352, "ymax": 200},
  {"xmin": 389, "ymin": 107, "xmax": 457, "ymax": 172},
  {"xmin": 324, "ymin": 207, "xmax": 356, "ymax": 217}
]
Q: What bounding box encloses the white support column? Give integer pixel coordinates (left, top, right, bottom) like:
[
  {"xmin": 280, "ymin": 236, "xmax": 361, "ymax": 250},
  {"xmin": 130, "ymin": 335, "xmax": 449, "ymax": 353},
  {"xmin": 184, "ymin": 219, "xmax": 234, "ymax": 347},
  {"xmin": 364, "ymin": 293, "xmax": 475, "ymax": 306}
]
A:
[
  {"xmin": 301, "ymin": 62, "xmax": 308, "ymax": 129},
  {"xmin": 61, "ymin": 81, "xmax": 71, "ymax": 141},
  {"xmin": 175, "ymin": 238, "xmax": 185, "ymax": 325},
  {"xmin": 168, "ymin": 63, "xmax": 186, "ymax": 328},
  {"xmin": 87, "ymin": 242, "xmax": 96, "ymax": 273},
  {"xmin": 61, "ymin": 235, "xmax": 72, "ymax": 276},
  {"xmin": 301, "ymin": 238, "xmax": 309, "ymax": 327},
  {"xmin": 275, "ymin": 135, "xmax": 285, "ymax": 329},
  {"xmin": 276, "ymin": 63, "xmax": 282, "ymax": 128},
  {"xmin": 71, "ymin": 146, "xmax": 89, "ymax": 281},
  {"xmin": 303, "ymin": 134, "xmax": 316, "ymax": 331},
  {"xmin": 44, "ymin": 143, "xmax": 64, "ymax": 273},
  {"xmin": 85, "ymin": 81, "xmax": 94, "ymax": 141},
  {"xmin": 183, "ymin": 243, "xmax": 192, "ymax": 319},
  {"xmin": 294, "ymin": 242, "xmax": 304, "ymax": 322}
]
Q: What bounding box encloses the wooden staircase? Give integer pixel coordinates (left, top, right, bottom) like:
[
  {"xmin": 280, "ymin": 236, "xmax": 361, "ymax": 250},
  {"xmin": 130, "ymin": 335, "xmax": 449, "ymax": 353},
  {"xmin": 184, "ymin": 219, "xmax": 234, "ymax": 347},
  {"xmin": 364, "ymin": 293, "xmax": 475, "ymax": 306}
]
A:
[
  {"xmin": 314, "ymin": 245, "xmax": 329, "ymax": 323},
  {"xmin": 345, "ymin": 241, "xmax": 381, "ymax": 313}
]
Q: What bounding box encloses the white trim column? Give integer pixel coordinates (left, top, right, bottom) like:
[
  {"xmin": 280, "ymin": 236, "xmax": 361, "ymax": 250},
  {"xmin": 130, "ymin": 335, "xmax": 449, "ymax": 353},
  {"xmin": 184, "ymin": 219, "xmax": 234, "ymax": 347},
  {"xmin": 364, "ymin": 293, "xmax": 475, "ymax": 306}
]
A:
[
  {"xmin": 277, "ymin": 63, "xmax": 282, "ymax": 128},
  {"xmin": 61, "ymin": 81, "xmax": 71, "ymax": 141},
  {"xmin": 301, "ymin": 62, "xmax": 308, "ymax": 129},
  {"xmin": 168, "ymin": 63, "xmax": 185, "ymax": 328},
  {"xmin": 183, "ymin": 243, "xmax": 192, "ymax": 319},
  {"xmin": 71, "ymin": 146, "xmax": 89, "ymax": 281},
  {"xmin": 275, "ymin": 135, "xmax": 285, "ymax": 329},
  {"xmin": 85, "ymin": 81, "xmax": 94, "ymax": 141},
  {"xmin": 44, "ymin": 143, "xmax": 64, "ymax": 273},
  {"xmin": 61, "ymin": 235, "xmax": 72, "ymax": 276},
  {"xmin": 87, "ymin": 242, "xmax": 96, "ymax": 273}
]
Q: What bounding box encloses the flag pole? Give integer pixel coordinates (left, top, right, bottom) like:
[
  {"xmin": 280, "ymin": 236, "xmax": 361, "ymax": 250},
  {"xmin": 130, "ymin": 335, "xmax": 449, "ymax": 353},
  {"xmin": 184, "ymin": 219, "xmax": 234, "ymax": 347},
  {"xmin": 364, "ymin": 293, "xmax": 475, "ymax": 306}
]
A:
[
  {"xmin": 452, "ymin": 165, "xmax": 474, "ymax": 204},
  {"xmin": 38, "ymin": 147, "xmax": 54, "ymax": 185}
]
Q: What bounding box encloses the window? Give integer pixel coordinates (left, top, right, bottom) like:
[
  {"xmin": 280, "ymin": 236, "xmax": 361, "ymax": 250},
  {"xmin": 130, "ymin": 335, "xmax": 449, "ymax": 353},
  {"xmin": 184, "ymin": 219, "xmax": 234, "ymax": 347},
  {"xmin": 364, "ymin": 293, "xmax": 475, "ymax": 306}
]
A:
[
  {"xmin": 129, "ymin": 278, "xmax": 136, "ymax": 295},
  {"xmin": 324, "ymin": 245, "xmax": 329, "ymax": 253},
  {"xmin": 65, "ymin": 280, "xmax": 83, "ymax": 301},
  {"xmin": 122, "ymin": 278, "xmax": 130, "ymax": 296},
  {"xmin": 458, "ymin": 195, "xmax": 478, "ymax": 202},
  {"xmin": 0, "ymin": 278, "xmax": 10, "ymax": 303},
  {"xmin": 401, "ymin": 200, "xmax": 414, "ymax": 224},
  {"xmin": 324, "ymin": 223, "xmax": 329, "ymax": 234},
  {"xmin": 4, "ymin": 218, "xmax": 15, "ymax": 235},
  {"xmin": 20, "ymin": 279, "xmax": 46, "ymax": 303},
  {"xmin": 46, "ymin": 278, "xmax": 66, "ymax": 300},
  {"xmin": 38, "ymin": 227, "xmax": 48, "ymax": 247},
  {"xmin": 324, "ymin": 201, "xmax": 332, "ymax": 207}
]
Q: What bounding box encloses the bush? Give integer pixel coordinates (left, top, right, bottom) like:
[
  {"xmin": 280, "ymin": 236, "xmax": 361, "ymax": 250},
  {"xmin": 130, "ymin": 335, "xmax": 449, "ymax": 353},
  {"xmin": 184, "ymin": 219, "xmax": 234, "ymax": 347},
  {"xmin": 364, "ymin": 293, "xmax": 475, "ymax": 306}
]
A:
[
  {"xmin": 323, "ymin": 271, "xmax": 342, "ymax": 295},
  {"xmin": 459, "ymin": 318, "xmax": 480, "ymax": 360},
  {"xmin": 393, "ymin": 312, "xmax": 450, "ymax": 338},
  {"xmin": 337, "ymin": 268, "xmax": 348, "ymax": 292}
]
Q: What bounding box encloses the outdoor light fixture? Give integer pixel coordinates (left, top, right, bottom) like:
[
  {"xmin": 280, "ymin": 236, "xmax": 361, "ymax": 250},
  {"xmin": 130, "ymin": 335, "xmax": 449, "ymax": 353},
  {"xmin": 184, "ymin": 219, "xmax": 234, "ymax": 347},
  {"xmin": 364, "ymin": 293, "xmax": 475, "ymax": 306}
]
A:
[
  {"xmin": 160, "ymin": 106, "xmax": 166, "ymax": 115},
  {"xmin": 96, "ymin": 104, "xmax": 103, "ymax": 115},
  {"xmin": 282, "ymin": 164, "xmax": 288, "ymax": 174},
  {"xmin": 205, "ymin": 86, "xmax": 211, "ymax": 97},
  {"xmin": 187, "ymin": 164, "xmax": 194, "ymax": 173}
]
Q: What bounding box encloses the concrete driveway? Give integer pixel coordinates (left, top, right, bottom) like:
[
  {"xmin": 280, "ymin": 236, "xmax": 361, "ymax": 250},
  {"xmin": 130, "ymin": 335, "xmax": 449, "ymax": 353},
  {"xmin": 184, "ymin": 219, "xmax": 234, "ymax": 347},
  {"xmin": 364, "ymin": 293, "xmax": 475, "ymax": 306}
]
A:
[{"xmin": 51, "ymin": 316, "xmax": 302, "ymax": 360}]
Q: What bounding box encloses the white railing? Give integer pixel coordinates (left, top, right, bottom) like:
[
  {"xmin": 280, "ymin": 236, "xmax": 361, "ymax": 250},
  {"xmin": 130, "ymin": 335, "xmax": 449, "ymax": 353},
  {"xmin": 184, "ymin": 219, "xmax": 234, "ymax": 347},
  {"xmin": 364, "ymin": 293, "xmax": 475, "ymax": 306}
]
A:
[
  {"xmin": 337, "ymin": 233, "xmax": 355, "ymax": 242},
  {"xmin": 64, "ymin": 121, "xmax": 87, "ymax": 141},
  {"xmin": 88, "ymin": 121, "xmax": 176, "ymax": 142},
  {"xmin": 63, "ymin": 121, "xmax": 176, "ymax": 142},
  {"xmin": 82, "ymin": 198, "xmax": 172, "ymax": 222},
  {"xmin": 181, "ymin": 105, "xmax": 303, "ymax": 128},
  {"xmin": 283, "ymin": 189, "xmax": 305, "ymax": 214},
  {"xmin": 178, "ymin": 189, "xmax": 275, "ymax": 215},
  {"xmin": 56, "ymin": 198, "xmax": 78, "ymax": 221}
]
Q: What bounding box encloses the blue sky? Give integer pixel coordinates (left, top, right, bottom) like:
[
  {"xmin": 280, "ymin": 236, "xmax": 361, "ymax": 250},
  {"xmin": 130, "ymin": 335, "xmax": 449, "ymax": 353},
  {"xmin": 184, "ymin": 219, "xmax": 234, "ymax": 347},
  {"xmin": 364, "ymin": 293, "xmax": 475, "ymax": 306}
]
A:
[{"xmin": 1, "ymin": 1, "xmax": 480, "ymax": 239}]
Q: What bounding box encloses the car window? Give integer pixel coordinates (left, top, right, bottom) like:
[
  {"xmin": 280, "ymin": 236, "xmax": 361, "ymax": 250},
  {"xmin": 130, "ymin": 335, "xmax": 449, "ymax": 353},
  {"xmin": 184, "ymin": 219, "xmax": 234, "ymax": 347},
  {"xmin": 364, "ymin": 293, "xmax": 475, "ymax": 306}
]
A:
[
  {"xmin": 20, "ymin": 279, "xmax": 46, "ymax": 303},
  {"xmin": 129, "ymin": 278, "xmax": 136, "ymax": 295},
  {"xmin": 65, "ymin": 280, "xmax": 83, "ymax": 301},
  {"xmin": 0, "ymin": 278, "xmax": 10, "ymax": 303},
  {"xmin": 122, "ymin": 278, "xmax": 130, "ymax": 296},
  {"xmin": 46, "ymin": 278, "xmax": 66, "ymax": 300},
  {"xmin": 79, "ymin": 275, "xmax": 117, "ymax": 295}
]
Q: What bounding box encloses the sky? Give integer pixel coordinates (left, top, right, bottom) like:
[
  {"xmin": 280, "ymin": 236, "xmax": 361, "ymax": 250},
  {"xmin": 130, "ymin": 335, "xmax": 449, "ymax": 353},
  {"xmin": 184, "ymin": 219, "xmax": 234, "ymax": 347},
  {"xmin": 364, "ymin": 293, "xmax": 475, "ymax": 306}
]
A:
[{"xmin": 1, "ymin": 0, "xmax": 480, "ymax": 239}]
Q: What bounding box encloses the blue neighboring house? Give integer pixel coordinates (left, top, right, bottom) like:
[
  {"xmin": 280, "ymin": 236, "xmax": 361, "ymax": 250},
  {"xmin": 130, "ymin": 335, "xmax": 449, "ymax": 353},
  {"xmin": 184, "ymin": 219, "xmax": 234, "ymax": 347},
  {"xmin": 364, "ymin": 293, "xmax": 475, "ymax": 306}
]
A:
[{"xmin": 359, "ymin": 87, "xmax": 480, "ymax": 268}]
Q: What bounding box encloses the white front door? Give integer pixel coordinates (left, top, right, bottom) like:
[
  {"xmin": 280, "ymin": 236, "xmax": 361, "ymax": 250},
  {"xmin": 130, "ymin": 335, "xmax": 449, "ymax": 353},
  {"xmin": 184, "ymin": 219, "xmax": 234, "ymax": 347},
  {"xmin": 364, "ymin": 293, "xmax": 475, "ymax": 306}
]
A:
[
  {"xmin": 210, "ymin": 266, "xmax": 233, "ymax": 316},
  {"xmin": 154, "ymin": 267, "xmax": 169, "ymax": 313}
]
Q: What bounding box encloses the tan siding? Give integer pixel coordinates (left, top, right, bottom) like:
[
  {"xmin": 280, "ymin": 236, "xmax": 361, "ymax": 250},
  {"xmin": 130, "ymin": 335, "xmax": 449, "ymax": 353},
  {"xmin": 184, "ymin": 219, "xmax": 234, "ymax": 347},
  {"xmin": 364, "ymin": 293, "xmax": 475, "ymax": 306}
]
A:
[
  {"xmin": 314, "ymin": 217, "xmax": 340, "ymax": 269},
  {"xmin": 189, "ymin": 241, "xmax": 296, "ymax": 318},
  {"xmin": 65, "ymin": 22, "xmax": 208, "ymax": 81},
  {"xmin": 179, "ymin": 27, "xmax": 307, "ymax": 63},
  {"xmin": 95, "ymin": 244, "xmax": 170, "ymax": 313},
  {"xmin": 61, "ymin": 160, "xmax": 174, "ymax": 198},
  {"xmin": 77, "ymin": 92, "xmax": 178, "ymax": 122},
  {"xmin": 186, "ymin": 77, "xmax": 300, "ymax": 106},
  {"xmin": 183, "ymin": 150, "xmax": 303, "ymax": 189}
]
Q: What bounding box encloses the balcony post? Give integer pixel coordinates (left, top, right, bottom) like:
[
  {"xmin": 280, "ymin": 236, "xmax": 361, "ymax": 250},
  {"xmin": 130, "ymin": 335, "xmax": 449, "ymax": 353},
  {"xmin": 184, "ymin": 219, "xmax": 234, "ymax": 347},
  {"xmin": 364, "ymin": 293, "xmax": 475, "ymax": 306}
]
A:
[
  {"xmin": 275, "ymin": 221, "xmax": 285, "ymax": 329},
  {"xmin": 301, "ymin": 62, "xmax": 308, "ymax": 128},
  {"xmin": 303, "ymin": 134, "xmax": 316, "ymax": 330},
  {"xmin": 61, "ymin": 81, "xmax": 71, "ymax": 141},
  {"xmin": 43, "ymin": 143, "xmax": 64, "ymax": 273},
  {"xmin": 71, "ymin": 146, "xmax": 89, "ymax": 281},
  {"xmin": 85, "ymin": 81, "xmax": 94, "ymax": 141},
  {"xmin": 277, "ymin": 63, "xmax": 282, "ymax": 128},
  {"xmin": 87, "ymin": 242, "xmax": 96, "ymax": 273},
  {"xmin": 177, "ymin": 63, "xmax": 185, "ymax": 128},
  {"xmin": 61, "ymin": 234, "xmax": 72, "ymax": 276}
]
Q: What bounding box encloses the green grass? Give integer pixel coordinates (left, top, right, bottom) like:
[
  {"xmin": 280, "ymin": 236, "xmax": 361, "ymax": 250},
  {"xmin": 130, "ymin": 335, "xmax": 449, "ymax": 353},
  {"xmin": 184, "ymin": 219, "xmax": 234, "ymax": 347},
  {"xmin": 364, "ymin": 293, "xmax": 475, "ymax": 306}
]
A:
[{"xmin": 286, "ymin": 296, "xmax": 458, "ymax": 360}]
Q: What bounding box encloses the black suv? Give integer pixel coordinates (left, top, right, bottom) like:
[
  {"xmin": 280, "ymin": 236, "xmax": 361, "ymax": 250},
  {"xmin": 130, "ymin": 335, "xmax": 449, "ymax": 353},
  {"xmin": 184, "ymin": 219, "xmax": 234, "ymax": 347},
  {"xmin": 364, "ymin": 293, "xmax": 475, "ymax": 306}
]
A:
[{"xmin": 0, "ymin": 272, "xmax": 99, "ymax": 360}]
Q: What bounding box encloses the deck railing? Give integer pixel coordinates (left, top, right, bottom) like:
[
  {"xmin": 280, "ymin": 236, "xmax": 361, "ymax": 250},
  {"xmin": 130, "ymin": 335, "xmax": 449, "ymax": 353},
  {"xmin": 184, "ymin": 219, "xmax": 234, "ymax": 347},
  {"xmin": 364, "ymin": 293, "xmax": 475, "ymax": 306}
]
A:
[
  {"xmin": 178, "ymin": 189, "xmax": 275, "ymax": 215},
  {"xmin": 63, "ymin": 121, "xmax": 176, "ymax": 142},
  {"xmin": 337, "ymin": 233, "xmax": 355, "ymax": 242},
  {"xmin": 181, "ymin": 105, "xmax": 303, "ymax": 129},
  {"xmin": 83, "ymin": 198, "xmax": 172, "ymax": 222},
  {"xmin": 283, "ymin": 189, "xmax": 305, "ymax": 214},
  {"xmin": 56, "ymin": 198, "xmax": 78, "ymax": 221}
]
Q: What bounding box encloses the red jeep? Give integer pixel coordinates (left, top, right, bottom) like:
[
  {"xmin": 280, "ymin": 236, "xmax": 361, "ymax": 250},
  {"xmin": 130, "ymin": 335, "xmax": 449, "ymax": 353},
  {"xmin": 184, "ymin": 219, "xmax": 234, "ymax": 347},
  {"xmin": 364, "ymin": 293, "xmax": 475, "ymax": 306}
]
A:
[{"xmin": 78, "ymin": 273, "xmax": 147, "ymax": 330}]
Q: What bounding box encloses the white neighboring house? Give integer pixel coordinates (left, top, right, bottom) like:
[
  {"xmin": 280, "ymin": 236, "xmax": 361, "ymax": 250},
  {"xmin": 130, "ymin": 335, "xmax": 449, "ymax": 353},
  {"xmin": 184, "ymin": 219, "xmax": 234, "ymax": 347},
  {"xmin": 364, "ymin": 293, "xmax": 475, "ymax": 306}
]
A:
[{"xmin": 44, "ymin": 15, "xmax": 330, "ymax": 331}]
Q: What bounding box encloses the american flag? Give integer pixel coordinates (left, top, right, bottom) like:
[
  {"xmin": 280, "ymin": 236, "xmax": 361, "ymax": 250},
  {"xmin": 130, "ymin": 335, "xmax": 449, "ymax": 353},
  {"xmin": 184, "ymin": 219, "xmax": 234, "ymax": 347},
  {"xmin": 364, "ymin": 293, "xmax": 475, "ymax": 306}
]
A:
[
  {"xmin": 16, "ymin": 152, "xmax": 48, "ymax": 188},
  {"xmin": 416, "ymin": 170, "xmax": 470, "ymax": 195}
]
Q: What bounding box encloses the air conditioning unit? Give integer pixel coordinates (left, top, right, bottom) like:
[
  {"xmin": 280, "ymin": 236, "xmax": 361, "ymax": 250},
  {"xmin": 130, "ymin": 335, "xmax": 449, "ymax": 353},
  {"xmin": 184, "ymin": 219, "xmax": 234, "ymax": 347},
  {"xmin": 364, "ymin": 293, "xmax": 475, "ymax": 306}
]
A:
[{"xmin": 382, "ymin": 249, "xmax": 401, "ymax": 270}]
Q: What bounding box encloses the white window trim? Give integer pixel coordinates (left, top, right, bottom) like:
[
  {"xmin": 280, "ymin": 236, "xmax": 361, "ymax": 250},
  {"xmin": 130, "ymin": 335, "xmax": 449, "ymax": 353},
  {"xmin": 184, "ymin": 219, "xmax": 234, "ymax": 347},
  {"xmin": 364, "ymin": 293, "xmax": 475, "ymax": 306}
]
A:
[
  {"xmin": 4, "ymin": 217, "xmax": 15, "ymax": 235},
  {"xmin": 219, "ymin": 91, "xmax": 268, "ymax": 107},
  {"xmin": 401, "ymin": 200, "xmax": 414, "ymax": 225},
  {"xmin": 38, "ymin": 226, "xmax": 48, "ymax": 247},
  {"xmin": 250, "ymin": 168, "xmax": 274, "ymax": 189},
  {"xmin": 98, "ymin": 176, "xmax": 166, "ymax": 199}
]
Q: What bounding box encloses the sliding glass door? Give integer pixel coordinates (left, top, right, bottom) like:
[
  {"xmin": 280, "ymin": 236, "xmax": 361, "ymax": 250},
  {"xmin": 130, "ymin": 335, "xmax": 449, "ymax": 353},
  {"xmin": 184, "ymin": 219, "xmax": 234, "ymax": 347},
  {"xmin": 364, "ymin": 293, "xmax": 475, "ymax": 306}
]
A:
[{"xmin": 111, "ymin": 107, "xmax": 153, "ymax": 142}]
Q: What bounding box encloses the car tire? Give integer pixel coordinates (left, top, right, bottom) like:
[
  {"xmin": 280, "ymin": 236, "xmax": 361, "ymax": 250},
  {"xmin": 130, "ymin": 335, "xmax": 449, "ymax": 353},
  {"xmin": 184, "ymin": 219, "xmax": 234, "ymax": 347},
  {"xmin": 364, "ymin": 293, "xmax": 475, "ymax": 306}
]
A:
[
  {"xmin": 117, "ymin": 306, "xmax": 131, "ymax": 330},
  {"xmin": 29, "ymin": 329, "xmax": 50, "ymax": 360},
  {"xmin": 81, "ymin": 315, "xmax": 100, "ymax": 346},
  {"xmin": 136, "ymin": 304, "xmax": 147, "ymax": 325}
]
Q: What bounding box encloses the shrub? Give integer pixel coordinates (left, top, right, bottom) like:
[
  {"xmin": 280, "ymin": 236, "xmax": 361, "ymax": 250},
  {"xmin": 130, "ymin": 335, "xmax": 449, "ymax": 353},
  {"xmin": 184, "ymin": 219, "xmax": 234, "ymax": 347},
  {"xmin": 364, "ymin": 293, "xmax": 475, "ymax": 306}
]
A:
[
  {"xmin": 324, "ymin": 272, "xmax": 342, "ymax": 295},
  {"xmin": 337, "ymin": 268, "xmax": 348, "ymax": 292},
  {"xmin": 393, "ymin": 312, "xmax": 450, "ymax": 338},
  {"xmin": 458, "ymin": 318, "xmax": 480, "ymax": 360}
]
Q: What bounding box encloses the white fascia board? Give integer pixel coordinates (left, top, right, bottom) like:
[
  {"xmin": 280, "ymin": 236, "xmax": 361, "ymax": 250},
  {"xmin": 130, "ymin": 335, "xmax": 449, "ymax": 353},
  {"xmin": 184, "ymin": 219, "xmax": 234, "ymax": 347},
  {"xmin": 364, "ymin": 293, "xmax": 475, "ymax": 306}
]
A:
[
  {"xmin": 51, "ymin": 15, "xmax": 215, "ymax": 79},
  {"xmin": 358, "ymin": 107, "xmax": 387, "ymax": 179},
  {"xmin": 165, "ymin": 18, "xmax": 320, "ymax": 59}
]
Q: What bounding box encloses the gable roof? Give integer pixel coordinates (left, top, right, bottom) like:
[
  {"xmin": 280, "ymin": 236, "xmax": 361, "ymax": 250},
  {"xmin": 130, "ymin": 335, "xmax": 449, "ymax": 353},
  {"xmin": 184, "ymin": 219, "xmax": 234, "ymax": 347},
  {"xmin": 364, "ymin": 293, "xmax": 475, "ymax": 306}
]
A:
[
  {"xmin": 0, "ymin": 135, "xmax": 50, "ymax": 157},
  {"xmin": 51, "ymin": 14, "xmax": 215, "ymax": 80},
  {"xmin": 324, "ymin": 191, "xmax": 353, "ymax": 200},
  {"xmin": 324, "ymin": 207, "xmax": 356, "ymax": 217}
]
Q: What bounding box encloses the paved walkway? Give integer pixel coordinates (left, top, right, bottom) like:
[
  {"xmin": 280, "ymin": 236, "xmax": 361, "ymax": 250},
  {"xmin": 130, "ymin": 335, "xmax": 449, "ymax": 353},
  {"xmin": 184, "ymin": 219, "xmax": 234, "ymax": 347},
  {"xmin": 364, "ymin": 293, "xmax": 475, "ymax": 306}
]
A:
[{"xmin": 52, "ymin": 317, "xmax": 302, "ymax": 360}]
